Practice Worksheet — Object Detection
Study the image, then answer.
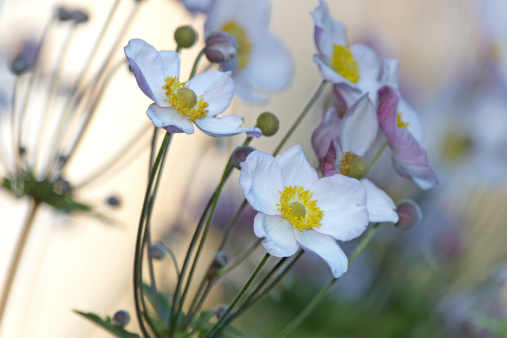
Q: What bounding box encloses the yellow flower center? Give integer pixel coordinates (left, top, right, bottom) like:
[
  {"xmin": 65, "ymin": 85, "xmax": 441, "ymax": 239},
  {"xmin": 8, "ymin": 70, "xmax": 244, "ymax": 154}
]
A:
[
  {"xmin": 340, "ymin": 152, "xmax": 368, "ymax": 180},
  {"xmin": 163, "ymin": 76, "xmax": 209, "ymax": 122},
  {"xmin": 221, "ymin": 21, "xmax": 251, "ymax": 69},
  {"xmin": 329, "ymin": 44, "xmax": 360, "ymax": 84},
  {"xmin": 442, "ymin": 130, "xmax": 472, "ymax": 164},
  {"xmin": 277, "ymin": 185, "xmax": 323, "ymax": 231},
  {"xmin": 396, "ymin": 112, "xmax": 409, "ymax": 129}
]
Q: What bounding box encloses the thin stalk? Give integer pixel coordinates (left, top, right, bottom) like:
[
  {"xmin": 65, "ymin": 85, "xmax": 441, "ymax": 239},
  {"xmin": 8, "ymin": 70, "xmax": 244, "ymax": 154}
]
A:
[
  {"xmin": 11, "ymin": 76, "xmax": 23, "ymax": 172},
  {"xmin": 189, "ymin": 49, "xmax": 205, "ymax": 80},
  {"xmin": 276, "ymin": 223, "xmax": 381, "ymax": 337},
  {"xmin": 133, "ymin": 132, "xmax": 172, "ymax": 337},
  {"xmin": 272, "ymin": 80, "xmax": 327, "ymax": 156},
  {"xmin": 204, "ymin": 253, "xmax": 270, "ymax": 338},
  {"xmin": 367, "ymin": 142, "xmax": 388, "ymax": 172},
  {"xmin": 217, "ymin": 239, "xmax": 262, "ymax": 277},
  {"xmin": 0, "ymin": 200, "xmax": 40, "ymax": 327}
]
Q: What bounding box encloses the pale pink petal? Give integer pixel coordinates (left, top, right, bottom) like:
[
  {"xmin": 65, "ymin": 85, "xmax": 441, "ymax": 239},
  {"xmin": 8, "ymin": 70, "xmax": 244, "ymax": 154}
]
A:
[
  {"xmin": 276, "ymin": 145, "xmax": 319, "ymax": 188},
  {"xmin": 333, "ymin": 83, "xmax": 362, "ymax": 108},
  {"xmin": 294, "ymin": 230, "xmax": 348, "ymax": 278},
  {"xmin": 146, "ymin": 103, "xmax": 194, "ymax": 134},
  {"xmin": 340, "ymin": 94, "xmax": 378, "ymax": 156},
  {"xmin": 239, "ymin": 150, "xmax": 283, "ymax": 215},
  {"xmin": 254, "ymin": 213, "xmax": 299, "ymax": 257},
  {"xmin": 360, "ymin": 179, "xmax": 398, "ymax": 223},
  {"xmin": 381, "ymin": 59, "xmax": 399, "ymax": 88},
  {"xmin": 312, "ymin": 107, "xmax": 341, "ymax": 161},
  {"xmin": 398, "ymin": 99, "xmax": 424, "ymax": 143},
  {"xmin": 311, "ymin": 0, "xmax": 347, "ymax": 60},
  {"xmin": 352, "ymin": 44, "xmax": 381, "ymax": 105},
  {"xmin": 310, "ymin": 175, "xmax": 368, "ymax": 241},
  {"xmin": 188, "ymin": 71, "xmax": 234, "ymax": 117},
  {"xmin": 321, "ymin": 139, "xmax": 340, "ymax": 178},
  {"xmin": 194, "ymin": 115, "xmax": 261, "ymax": 137}
]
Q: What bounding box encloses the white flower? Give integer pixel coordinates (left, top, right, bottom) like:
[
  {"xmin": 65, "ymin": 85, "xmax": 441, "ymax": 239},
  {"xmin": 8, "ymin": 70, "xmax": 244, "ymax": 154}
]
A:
[
  {"xmin": 205, "ymin": 0, "xmax": 293, "ymax": 103},
  {"xmin": 124, "ymin": 39, "xmax": 261, "ymax": 137},
  {"xmin": 239, "ymin": 145, "xmax": 369, "ymax": 278}
]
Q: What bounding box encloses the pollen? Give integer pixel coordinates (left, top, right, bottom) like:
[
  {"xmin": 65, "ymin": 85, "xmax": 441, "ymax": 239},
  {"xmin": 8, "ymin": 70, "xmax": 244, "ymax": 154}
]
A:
[
  {"xmin": 396, "ymin": 112, "xmax": 409, "ymax": 129},
  {"xmin": 163, "ymin": 76, "xmax": 209, "ymax": 122},
  {"xmin": 329, "ymin": 44, "xmax": 360, "ymax": 84},
  {"xmin": 340, "ymin": 152, "xmax": 367, "ymax": 180},
  {"xmin": 221, "ymin": 21, "xmax": 251, "ymax": 69},
  {"xmin": 277, "ymin": 185, "xmax": 323, "ymax": 231}
]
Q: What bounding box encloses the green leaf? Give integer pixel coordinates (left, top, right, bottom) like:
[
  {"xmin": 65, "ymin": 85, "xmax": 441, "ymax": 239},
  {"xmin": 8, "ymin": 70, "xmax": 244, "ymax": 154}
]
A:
[
  {"xmin": 141, "ymin": 282, "xmax": 171, "ymax": 322},
  {"xmin": 74, "ymin": 310, "xmax": 141, "ymax": 338},
  {"xmin": 475, "ymin": 315, "xmax": 507, "ymax": 336}
]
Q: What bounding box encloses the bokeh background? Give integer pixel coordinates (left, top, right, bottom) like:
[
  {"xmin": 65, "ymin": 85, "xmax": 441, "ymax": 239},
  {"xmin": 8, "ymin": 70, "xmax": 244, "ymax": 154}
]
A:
[{"xmin": 1, "ymin": 0, "xmax": 507, "ymax": 337}]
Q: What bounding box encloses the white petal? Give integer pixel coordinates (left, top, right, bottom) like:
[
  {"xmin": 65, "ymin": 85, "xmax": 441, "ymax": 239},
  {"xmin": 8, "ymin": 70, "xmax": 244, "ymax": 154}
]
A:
[
  {"xmin": 361, "ymin": 179, "xmax": 398, "ymax": 223},
  {"xmin": 241, "ymin": 35, "xmax": 293, "ymax": 92},
  {"xmin": 195, "ymin": 115, "xmax": 261, "ymax": 137},
  {"xmin": 310, "ymin": 175, "xmax": 368, "ymax": 241},
  {"xmin": 188, "ymin": 71, "xmax": 234, "ymax": 117},
  {"xmin": 232, "ymin": 71, "xmax": 270, "ymax": 104},
  {"xmin": 124, "ymin": 39, "xmax": 178, "ymax": 107},
  {"xmin": 254, "ymin": 213, "xmax": 299, "ymax": 257},
  {"xmin": 381, "ymin": 59, "xmax": 399, "ymax": 88},
  {"xmin": 311, "ymin": 0, "xmax": 347, "ymax": 60},
  {"xmin": 313, "ymin": 55, "xmax": 356, "ymax": 86},
  {"xmin": 340, "ymin": 94, "xmax": 378, "ymax": 156},
  {"xmin": 294, "ymin": 230, "xmax": 348, "ymax": 278},
  {"xmin": 147, "ymin": 103, "xmax": 194, "ymax": 134},
  {"xmin": 352, "ymin": 44, "xmax": 381, "ymax": 88},
  {"xmin": 276, "ymin": 145, "xmax": 319, "ymax": 188},
  {"xmin": 239, "ymin": 150, "xmax": 283, "ymax": 215},
  {"xmin": 398, "ymin": 99, "xmax": 424, "ymax": 142}
]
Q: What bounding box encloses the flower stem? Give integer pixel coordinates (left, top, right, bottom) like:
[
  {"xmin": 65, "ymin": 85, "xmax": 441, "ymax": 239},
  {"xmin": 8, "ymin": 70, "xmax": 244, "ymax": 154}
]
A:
[
  {"xmin": 204, "ymin": 253, "xmax": 270, "ymax": 338},
  {"xmin": 0, "ymin": 200, "xmax": 40, "ymax": 328},
  {"xmin": 272, "ymin": 80, "xmax": 327, "ymax": 156},
  {"xmin": 133, "ymin": 132, "xmax": 172, "ymax": 337},
  {"xmin": 276, "ymin": 223, "xmax": 381, "ymax": 338},
  {"xmin": 189, "ymin": 48, "xmax": 205, "ymax": 80},
  {"xmin": 367, "ymin": 142, "xmax": 388, "ymax": 172}
]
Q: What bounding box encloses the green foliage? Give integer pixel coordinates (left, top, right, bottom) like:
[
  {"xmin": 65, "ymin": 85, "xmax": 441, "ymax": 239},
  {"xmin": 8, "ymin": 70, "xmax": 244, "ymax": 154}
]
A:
[
  {"xmin": 475, "ymin": 315, "xmax": 507, "ymax": 336},
  {"xmin": 74, "ymin": 310, "xmax": 140, "ymax": 338}
]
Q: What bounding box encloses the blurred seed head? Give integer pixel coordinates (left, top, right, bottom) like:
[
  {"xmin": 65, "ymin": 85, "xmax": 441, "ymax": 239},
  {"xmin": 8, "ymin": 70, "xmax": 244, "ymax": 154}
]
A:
[
  {"xmin": 215, "ymin": 305, "xmax": 228, "ymax": 319},
  {"xmin": 395, "ymin": 199, "xmax": 422, "ymax": 230},
  {"xmin": 204, "ymin": 31, "xmax": 237, "ymax": 63},
  {"xmin": 174, "ymin": 26, "xmax": 197, "ymax": 49},
  {"xmin": 71, "ymin": 10, "xmax": 89, "ymax": 24},
  {"xmin": 149, "ymin": 241, "xmax": 166, "ymax": 260},
  {"xmin": 256, "ymin": 112, "xmax": 279, "ymax": 137},
  {"xmin": 212, "ymin": 251, "xmax": 229, "ymax": 269},
  {"xmin": 56, "ymin": 6, "xmax": 72, "ymax": 21},
  {"xmin": 9, "ymin": 40, "xmax": 40, "ymax": 75},
  {"xmin": 113, "ymin": 310, "xmax": 130, "ymax": 327},
  {"xmin": 106, "ymin": 195, "xmax": 121, "ymax": 207}
]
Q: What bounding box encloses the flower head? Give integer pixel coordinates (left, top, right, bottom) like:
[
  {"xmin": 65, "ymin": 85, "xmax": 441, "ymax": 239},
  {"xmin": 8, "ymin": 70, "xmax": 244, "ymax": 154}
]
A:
[
  {"xmin": 312, "ymin": 0, "xmax": 381, "ymax": 107},
  {"xmin": 318, "ymin": 95, "xmax": 399, "ymax": 223},
  {"xmin": 124, "ymin": 39, "xmax": 261, "ymax": 137},
  {"xmin": 239, "ymin": 145, "xmax": 368, "ymax": 278},
  {"xmin": 205, "ymin": 0, "xmax": 293, "ymax": 103}
]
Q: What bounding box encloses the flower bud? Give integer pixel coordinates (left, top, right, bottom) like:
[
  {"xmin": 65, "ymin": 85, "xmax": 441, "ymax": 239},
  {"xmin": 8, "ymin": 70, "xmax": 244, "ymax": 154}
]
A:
[
  {"xmin": 174, "ymin": 26, "xmax": 197, "ymax": 49},
  {"xmin": 395, "ymin": 199, "xmax": 422, "ymax": 230},
  {"xmin": 215, "ymin": 305, "xmax": 229, "ymax": 319},
  {"xmin": 232, "ymin": 146, "xmax": 255, "ymax": 169},
  {"xmin": 106, "ymin": 195, "xmax": 121, "ymax": 207},
  {"xmin": 212, "ymin": 251, "xmax": 229, "ymax": 269},
  {"xmin": 56, "ymin": 6, "xmax": 72, "ymax": 21},
  {"xmin": 256, "ymin": 112, "xmax": 279, "ymax": 137},
  {"xmin": 113, "ymin": 310, "xmax": 130, "ymax": 327},
  {"xmin": 70, "ymin": 9, "xmax": 89, "ymax": 24},
  {"xmin": 149, "ymin": 241, "xmax": 166, "ymax": 260},
  {"xmin": 344, "ymin": 155, "xmax": 367, "ymax": 180},
  {"xmin": 9, "ymin": 40, "xmax": 40, "ymax": 75},
  {"xmin": 204, "ymin": 32, "xmax": 237, "ymax": 63}
]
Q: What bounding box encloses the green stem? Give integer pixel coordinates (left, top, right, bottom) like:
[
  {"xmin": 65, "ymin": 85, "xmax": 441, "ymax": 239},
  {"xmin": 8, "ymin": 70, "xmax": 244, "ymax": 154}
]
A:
[
  {"xmin": 272, "ymin": 80, "xmax": 327, "ymax": 156},
  {"xmin": 189, "ymin": 49, "xmax": 205, "ymax": 80},
  {"xmin": 0, "ymin": 200, "xmax": 40, "ymax": 327},
  {"xmin": 276, "ymin": 223, "xmax": 381, "ymax": 338},
  {"xmin": 11, "ymin": 76, "xmax": 23, "ymax": 172},
  {"xmin": 204, "ymin": 253, "xmax": 270, "ymax": 338},
  {"xmin": 133, "ymin": 132, "xmax": 171, "ymax": 337},
  {"xmin": 216, "ymin": 239, "xmax": 262, "ymax": 277},
  {"xmin": 367, "ymin": 142, "xmax": 388, "ymax": 172}
]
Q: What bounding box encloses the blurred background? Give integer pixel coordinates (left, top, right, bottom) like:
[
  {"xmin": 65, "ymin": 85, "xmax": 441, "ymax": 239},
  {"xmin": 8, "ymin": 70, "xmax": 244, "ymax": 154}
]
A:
[{"xmin": 1, "ymin": 0, "xmax": 507, "ymax": 337}]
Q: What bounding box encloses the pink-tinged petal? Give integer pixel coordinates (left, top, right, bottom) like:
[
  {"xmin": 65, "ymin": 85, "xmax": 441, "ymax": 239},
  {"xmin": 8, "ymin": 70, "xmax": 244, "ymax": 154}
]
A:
[
  {"xmin": 239, "ymin": 150, "xmax": 283, "ymax": 215},
  {"xmin": 398, "ymin": 99, "xmax": 424, "ymax": 143},
  {"xmin": 276, "ymin": 145, "xmax": 319, "ymax": 188},
  {"xmin": 253, "ymin": 213, "xmax": 299, "ymax": 257},
  {"xmin": 313, "ymin": 55, "xmax": 356, "ymax": 86},
  {"xmin": 188, "ymin": 70, "xmax": 234, "ymax": 117},
  {"xmin": 310, "ymin": 174, "xmax": 368, "ymax": 241},
  {"xmin": 321, "ymin": 139, "xmax": 340, "ymax": 178},
  {"xmin": 195, "ymin": 115, "xmax": 261, "ymax": 137},
  {"xmin": 340, "ymin": 93, "xmax": 378, "ymax": 156},
  {"xmin": 205, "ymin": 0, "xmax": 269, "ymax": 42},
  {"xmin": 352, "ymin": 44, "xmax": 381, "ymax": 104},
  {"xmin": 294, "ymin": 230, "xmax": 348, "ymax": 278},
  {"xmin": 147, "ymin": 103, "xmax": 194, "ymax": 134},
  {"xmin": 381, "ymin": 58, "xmax": 399, "ymax": 88},
  {"xmin": 360, "ymin": 179, "xmax": 398, "ymax": 223},
  {"xmin": 241, "ymin": 35, "xmax": 293, "ymax": 92},
  {"xmin": 312, "ymin": 107, "xmax": 341, "ymax": 161},
  {"xmin": 333, "ymin": 83, "xmax": 362, "ymax": 108},
  {"xmin": 124, "ymin": 39, "xmax": 178, "ymax": 107},
  {"xmin": 378, "ymin": 86, "xmax": 438, "ymax": 190},
  {"xmin": 311, "ymin": 0, "xmax": 347, "ymax": 60}
]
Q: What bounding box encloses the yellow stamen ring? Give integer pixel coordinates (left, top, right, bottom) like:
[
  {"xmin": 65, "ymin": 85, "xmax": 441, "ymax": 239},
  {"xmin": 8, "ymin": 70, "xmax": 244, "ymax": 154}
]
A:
[
  {"xmin": 329, "ymin": 44, "xmax": 360, "ymax": 84},
  {"xmin": 221, "ymin": 21, "xmax": 251, "ymax": 69},
  {"xmin": 163, "ymin": 76, "xmax": 209, "ymax": 123},
  {"xmin": 277, "ymin": 185, "xmax": 323, "ymax": 231}
]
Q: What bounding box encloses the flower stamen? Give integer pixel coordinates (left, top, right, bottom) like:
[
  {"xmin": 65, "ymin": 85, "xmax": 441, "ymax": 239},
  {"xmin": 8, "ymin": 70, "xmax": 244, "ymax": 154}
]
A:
[
  {"xmin": 221, "ymin": 21, "xmax": 251, "ymax": 69},
  {"xmin": 340, "ymin": 152, "xmax": 367, "ymax": 180},
  {"xmin": 396, "ymin": 112, "xmax": 409, "ymax": 129},
  {"xmin": 163, "ymin": 76, "xmax": 209, "ymax": 122},
  {"xmin": 329, "ymin": 44, "xmax": 360, "ymax": 84},
  {"xmin": 277, "ymin": 185, "xmax": 323, "ymax": 231}
]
